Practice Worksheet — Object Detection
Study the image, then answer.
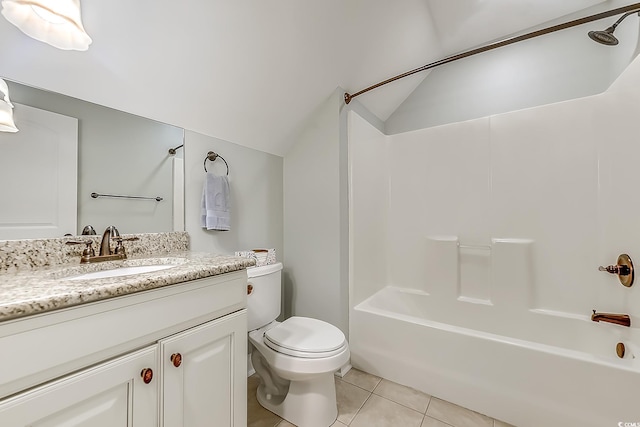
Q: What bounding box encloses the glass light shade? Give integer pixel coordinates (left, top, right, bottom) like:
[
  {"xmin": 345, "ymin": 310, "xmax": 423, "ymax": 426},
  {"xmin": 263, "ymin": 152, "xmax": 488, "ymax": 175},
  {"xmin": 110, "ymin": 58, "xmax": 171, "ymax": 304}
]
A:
[
  {"xmin": 0, "ymin": 100, "xmax": 18, "ymax": 133},
  {"xmin": 0, "ymin": 79, "xmax": 18, "ymax": 133},
  {"xmin": 1, "ymin": 0, "xmax": 92, "ymax": 51}
]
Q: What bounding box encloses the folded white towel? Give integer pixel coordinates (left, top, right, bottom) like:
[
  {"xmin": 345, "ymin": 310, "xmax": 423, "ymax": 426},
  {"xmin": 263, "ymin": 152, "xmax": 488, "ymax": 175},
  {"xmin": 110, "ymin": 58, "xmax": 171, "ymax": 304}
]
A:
[{"xmin": 201, "ymin": 173, "xmax": 231, "ymax": 231}]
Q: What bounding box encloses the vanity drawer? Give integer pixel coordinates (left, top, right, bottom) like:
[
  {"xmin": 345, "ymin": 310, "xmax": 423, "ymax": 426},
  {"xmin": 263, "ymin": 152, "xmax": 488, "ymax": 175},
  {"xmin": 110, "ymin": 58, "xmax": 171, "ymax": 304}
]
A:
[{"xmin": 0, "ymin": 271, "xmax": 247, "ymax": 399}]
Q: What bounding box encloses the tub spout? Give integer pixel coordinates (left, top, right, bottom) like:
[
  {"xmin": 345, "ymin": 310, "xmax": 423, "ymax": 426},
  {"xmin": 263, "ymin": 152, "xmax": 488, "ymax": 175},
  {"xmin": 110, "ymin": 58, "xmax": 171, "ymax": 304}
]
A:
[{"xmin": 591, "ymin": 310, "xmax": 631, "ymax": 327}]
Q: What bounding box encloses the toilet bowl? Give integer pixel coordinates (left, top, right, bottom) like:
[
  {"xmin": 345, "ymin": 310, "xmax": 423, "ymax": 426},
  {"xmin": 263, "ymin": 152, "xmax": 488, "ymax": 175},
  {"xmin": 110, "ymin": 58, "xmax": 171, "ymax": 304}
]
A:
[{"xmin": 247, "ymin": 263, "xmax": 350, "ymax": 427}]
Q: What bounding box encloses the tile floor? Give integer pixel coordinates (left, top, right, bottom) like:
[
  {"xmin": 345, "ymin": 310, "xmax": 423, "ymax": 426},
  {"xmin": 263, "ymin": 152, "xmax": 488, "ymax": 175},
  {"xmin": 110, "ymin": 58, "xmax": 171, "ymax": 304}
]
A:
[{"xmin": 248, "ymin": 368, "xmax": 515, "ymax": 427}]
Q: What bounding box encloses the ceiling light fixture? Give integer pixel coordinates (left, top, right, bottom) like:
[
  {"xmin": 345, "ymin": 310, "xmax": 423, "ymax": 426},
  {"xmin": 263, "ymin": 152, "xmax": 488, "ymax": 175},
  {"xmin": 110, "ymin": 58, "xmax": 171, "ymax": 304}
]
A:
[
  {"xmin": 1, "ymin": 0, "xmax": 92, "ymax": 51},
  {"xmin": 0, "ymin": 79, "xmax": 18, "ymax": 133}
]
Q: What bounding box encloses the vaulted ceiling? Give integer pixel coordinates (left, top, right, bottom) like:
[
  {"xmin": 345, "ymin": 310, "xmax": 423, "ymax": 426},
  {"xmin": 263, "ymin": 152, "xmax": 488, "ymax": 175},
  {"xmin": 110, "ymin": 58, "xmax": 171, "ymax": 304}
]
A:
[{"xmin": 0, "ymin": 0, "xmax": 620, "ymax": 155}]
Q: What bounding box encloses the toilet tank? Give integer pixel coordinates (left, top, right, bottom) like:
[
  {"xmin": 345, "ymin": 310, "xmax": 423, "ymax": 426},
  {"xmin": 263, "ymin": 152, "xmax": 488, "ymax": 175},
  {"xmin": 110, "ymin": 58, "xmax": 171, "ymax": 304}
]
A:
[{"xmin": 247, "ymin": 262, "xmax": 283, "ymax": 331}]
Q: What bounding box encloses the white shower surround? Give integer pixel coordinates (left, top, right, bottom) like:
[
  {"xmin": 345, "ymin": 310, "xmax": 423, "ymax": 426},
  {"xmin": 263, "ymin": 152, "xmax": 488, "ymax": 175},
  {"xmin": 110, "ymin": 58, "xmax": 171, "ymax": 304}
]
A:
[{"xmin": 348, "ymin": 55, "xmax": 640, "ymax": 427}]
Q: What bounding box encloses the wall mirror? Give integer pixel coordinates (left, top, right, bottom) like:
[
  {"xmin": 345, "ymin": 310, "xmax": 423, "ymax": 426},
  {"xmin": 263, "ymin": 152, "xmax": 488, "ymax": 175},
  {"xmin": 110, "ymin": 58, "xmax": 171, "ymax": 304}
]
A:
[{"xmin": 0, "ymin": 78, "xmax": 185, "ymax": 240}]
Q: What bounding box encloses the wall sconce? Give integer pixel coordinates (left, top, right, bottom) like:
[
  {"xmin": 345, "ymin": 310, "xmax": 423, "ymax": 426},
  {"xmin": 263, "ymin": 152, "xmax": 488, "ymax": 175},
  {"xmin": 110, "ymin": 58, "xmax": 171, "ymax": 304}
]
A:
[
  {"xmin": 0, "ymin": 79, "xmax": 18, "ymax": 133},
  {"xmin": 1, "ymin": 0, "xmax": 92, "ymax": 51}
]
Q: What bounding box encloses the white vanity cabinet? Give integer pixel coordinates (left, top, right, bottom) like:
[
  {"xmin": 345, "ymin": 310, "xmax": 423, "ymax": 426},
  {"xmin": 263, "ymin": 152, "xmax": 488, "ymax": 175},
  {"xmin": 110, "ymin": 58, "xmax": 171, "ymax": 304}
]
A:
[
  {"xmin": 0, "ymin": 346, "xmax": 159, "ymax": 426},
  {"xmin": 0, "ymin": 270, "xmax": 248, "ymax": 427},
  {"xmin": 161, "ymin": 311, "xmax": 246, "ymax": 426}
]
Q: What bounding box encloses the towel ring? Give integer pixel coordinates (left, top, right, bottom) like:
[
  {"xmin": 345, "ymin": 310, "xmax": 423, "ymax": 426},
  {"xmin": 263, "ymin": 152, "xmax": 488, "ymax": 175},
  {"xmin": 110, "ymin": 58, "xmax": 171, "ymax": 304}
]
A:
[{"xmin": 204, "ymin": 151, "xmax": 229, "ymax": 175}]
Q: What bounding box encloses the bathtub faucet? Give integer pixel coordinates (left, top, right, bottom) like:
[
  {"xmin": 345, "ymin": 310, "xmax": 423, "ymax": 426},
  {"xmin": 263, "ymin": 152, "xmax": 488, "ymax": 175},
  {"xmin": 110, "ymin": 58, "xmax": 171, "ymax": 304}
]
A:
[{"xmin": 591, "ymin": 310, "xmax": 631, "ymax": 327}]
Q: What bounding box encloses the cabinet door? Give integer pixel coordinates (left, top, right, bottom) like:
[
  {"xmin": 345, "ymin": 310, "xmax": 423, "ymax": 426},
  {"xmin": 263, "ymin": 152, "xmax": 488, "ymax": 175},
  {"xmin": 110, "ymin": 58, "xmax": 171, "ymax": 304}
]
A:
[
  {"xmin": 0, "ymin": 346, "xmax": 158, "ymax": 427},
  {"xmin": 161, "ymin": 310, "xmax": 247, "ymax": 427}
]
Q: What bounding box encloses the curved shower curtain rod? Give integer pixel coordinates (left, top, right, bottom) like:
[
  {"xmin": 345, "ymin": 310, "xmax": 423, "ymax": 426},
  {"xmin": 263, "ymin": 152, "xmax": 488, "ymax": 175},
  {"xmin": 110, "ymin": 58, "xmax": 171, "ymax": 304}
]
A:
[{"xmin": 344, "ymin": 2, "xmax": 640, "ymax": 105}]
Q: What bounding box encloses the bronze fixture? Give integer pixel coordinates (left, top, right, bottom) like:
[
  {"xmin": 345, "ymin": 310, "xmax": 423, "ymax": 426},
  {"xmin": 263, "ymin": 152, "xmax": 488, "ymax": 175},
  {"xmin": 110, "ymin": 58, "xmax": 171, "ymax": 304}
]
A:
[
  {"xmin": 168, "ymin": 144, "xmax": 184, "ymax": 155},
  {"xmin": 616, "ymin": 342, "xmax": 626, "ymax": 358},
  {"xmin": 203, "ymin": 151, "xmax": 229, "ymax": 175},
  {"xmin": 91, "ymin": 192, "xmax": 163, "ymax": 202},
  {"xmin": 141, "ymin": 368, "xmax": 153, "ymax": 384},
  {"xmin": 591, "ymin": 310, "xmax": 631, "ymax": 327},
  {"xmin": 599, "ymin": 254, "xmax": 634, "ymax": 287},
  {"xmin": 100, "ymin": 226, "xmax": 120, "ymax": 257},
  {"xmin": 343, "ymin": 2, "xmax": 640, "ymax": 105},
  {"xmin": 247, "ymin": 283, "xmax": 254, "ymax": 295},
  {"xmin": 65, "ymin": 240, "xmax": 96, "ymax": 263},
  {"xmin": 77, "ymin": 253, "xmax": 124, "ymax": 263},
  {"xmin": 81, "ymin": 225, "xmax": 97, "ymax": 235},
  {"xmin": 588, "ymin": 10, "xmax": 640, "ymax": 45},
  {"xmin": 112, "ymin": 236, "xmax": 140, "ymax": 257},
  {"xmin": 95, "ymin": 226, "xmax": 140, "ymax": 262},
  {"xmin": 171, "ymin": 353, "xmax": 182, "ymax": 368},
  {"xmin": 66, "ymin": 227, "xmax": 139, "ymax": 264}
]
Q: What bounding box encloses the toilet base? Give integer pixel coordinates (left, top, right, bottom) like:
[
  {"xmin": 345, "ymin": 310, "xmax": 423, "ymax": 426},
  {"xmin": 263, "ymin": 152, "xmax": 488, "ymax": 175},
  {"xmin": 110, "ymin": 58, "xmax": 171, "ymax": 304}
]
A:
[{"xmin": 256, "ymin": 372, "xmax": 338, "ymax": 427}]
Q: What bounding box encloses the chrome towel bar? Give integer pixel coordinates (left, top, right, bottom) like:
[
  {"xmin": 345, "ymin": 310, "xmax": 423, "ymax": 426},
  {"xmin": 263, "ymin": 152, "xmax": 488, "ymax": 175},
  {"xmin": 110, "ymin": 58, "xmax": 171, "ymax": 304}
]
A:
[{"xmin": 90, "ymin": 192, "xmax": 163, "ymax": 202}]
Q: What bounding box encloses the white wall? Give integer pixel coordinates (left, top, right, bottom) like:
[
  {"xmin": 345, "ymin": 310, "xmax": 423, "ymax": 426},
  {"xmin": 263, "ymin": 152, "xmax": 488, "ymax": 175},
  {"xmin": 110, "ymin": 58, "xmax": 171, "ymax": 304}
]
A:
[
  {"xmin": 0, "ymin": 0, "xmax": 443, "ymax": 156},
  {"xmin": 348, "ymin": 112, "xmax": 388, "ymax": 306},
  {"xmin": 184, "ymin": 130, "xmax": 283, "ymax": 258},
  {"xmin": 283, "ymin": 89, "xmax": 348, "ymax": 334},
  {"xmin": 350, "ymin": 53, "xmax": 640, "ymax": 320},
  {"xmin": 386, "ymin": 12, "xmax": 640, "ymax": 134}
]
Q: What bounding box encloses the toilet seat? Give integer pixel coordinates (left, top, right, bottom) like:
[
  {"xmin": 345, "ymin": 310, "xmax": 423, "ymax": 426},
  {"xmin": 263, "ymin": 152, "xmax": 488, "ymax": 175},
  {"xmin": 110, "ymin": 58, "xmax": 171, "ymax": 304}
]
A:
[{"xmin": 264, "ymin": 317, "xmax": 347, "ymax": 359}]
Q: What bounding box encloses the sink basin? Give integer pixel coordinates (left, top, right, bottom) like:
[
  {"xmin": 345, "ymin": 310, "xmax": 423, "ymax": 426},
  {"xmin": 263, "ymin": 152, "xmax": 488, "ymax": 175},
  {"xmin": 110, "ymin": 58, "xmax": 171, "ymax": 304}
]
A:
[{"xmin": 66, "ymin": 265, "xmax": 177, "ymax": 281}]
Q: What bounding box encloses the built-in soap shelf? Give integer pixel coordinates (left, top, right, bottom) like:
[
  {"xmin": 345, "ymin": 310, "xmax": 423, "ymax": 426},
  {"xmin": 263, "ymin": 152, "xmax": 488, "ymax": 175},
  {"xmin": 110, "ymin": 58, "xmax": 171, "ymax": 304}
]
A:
[
  {"xmin": 458, "ymin": 243, "xmax": 492, "ymax": 304},
  {"xmin": 425, "ymin": 236, "xmax": 534, "ymax": 310}
]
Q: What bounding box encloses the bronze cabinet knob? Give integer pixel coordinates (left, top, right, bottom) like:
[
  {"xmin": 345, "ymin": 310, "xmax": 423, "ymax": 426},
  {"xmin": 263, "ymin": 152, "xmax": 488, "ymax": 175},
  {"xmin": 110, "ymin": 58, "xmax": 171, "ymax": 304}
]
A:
[
  {"xmin": 170, "ymin": 353, "xmax": 182, "ymax": 368},
  {"xmin": 247, "ymin": 283, "xmax": 254, "ymax": 295},
  {"xmin": 141, "ymin": 368, "xmax": 153, "ymax": 384}
]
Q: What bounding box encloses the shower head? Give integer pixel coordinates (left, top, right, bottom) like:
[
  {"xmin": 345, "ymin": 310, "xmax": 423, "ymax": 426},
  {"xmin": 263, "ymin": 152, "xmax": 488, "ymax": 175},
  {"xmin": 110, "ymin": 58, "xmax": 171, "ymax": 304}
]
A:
[
  {"xmin": 588, "ymin": 10, "xmax": 640, "ymax": 46},
  {"xmin": 588, "ymin": 27, "xmax": 619, "ymax": 45}
]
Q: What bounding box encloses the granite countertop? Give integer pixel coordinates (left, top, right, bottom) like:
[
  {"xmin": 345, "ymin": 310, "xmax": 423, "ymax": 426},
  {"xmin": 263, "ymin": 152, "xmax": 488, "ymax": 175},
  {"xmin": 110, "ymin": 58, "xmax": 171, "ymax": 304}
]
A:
[{"xmin": 0, "ymin": 251, "xmax": 255, "ymax": 322}]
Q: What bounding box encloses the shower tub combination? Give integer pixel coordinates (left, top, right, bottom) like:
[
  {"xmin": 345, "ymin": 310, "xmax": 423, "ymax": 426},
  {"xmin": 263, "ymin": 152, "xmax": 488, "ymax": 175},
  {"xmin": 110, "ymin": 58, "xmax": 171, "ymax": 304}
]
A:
[
  {"xmin": 345, "ymin": 6, "xmax": 640, "ymax": 423},
  {"xmin": 350, "ymin": 286, "xmax": 640, "ymax": 427}
]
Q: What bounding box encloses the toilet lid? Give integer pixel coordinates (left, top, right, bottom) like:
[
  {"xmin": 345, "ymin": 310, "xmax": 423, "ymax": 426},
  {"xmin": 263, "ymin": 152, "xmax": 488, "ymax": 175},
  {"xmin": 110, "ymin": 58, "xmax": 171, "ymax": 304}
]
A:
[{"xmin": 264, "ymin": 317, "xmax": 346, "ymax": 355}]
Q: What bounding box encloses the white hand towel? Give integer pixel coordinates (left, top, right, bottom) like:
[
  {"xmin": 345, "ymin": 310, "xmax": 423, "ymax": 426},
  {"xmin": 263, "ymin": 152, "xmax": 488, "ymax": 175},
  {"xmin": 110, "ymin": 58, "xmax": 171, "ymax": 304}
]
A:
[{"xmin": 201, "ymin": 173, "xmax": 231, "ymax": 231}]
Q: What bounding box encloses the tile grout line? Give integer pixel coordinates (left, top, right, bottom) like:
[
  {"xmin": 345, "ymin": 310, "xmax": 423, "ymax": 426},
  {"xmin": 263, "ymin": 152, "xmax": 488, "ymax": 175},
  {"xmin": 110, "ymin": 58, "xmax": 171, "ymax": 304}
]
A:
[
  {"xmin": 424, "ymin": 394, "xmax": 434, "ymax": 424},
  {"xmin": 342, "ymin": 375, "xmax": 435, "ymax": 425},
  {"xmin": 334, "ymin": 376, "xmax": 375, "ymax": 426},
  {"xmin": 357, "ymin": 388, "xmax": 431, "ymax": 427},
  {"xmin": 422, "ymin": 395, "xmax": 464, "ymax": 427},
  {"xmin": 254, "ymin": 372, "xmax": 503, "ymax": 427},
  {"xmin": 422, "ymin": 411, "xmax": 457, "ymax": 427},
  {"xmin": 339, "ymin": 375, "xmax": 382, "ymax": 394},
  {"xmin": 371, "ymin": 387, "xmax": 433, "ymax": 416},
  {"xmin": 348, "ymin": 389, "xmax": 374, "ymax": 426},
  {"xmin": 424, "ymin": 396, "xmax": 432, "ymax": 415},
  {"xmin": 425, "ymin": 406, "xmax": 493, "ymax": 427}
]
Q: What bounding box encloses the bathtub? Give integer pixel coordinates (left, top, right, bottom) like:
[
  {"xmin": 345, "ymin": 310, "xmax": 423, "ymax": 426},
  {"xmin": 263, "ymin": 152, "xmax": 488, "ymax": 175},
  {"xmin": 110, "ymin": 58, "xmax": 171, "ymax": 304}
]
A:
[{"xmin": 350, "ymin": 286, "xmax": 640, "ymax": 427}]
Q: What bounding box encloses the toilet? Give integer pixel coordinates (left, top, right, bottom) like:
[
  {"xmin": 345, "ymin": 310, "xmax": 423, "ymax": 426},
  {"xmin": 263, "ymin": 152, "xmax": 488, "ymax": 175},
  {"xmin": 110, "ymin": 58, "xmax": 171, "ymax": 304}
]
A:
[{"xmin": 247, "ymin": 262, "xmax": 350, "ymax": 427}]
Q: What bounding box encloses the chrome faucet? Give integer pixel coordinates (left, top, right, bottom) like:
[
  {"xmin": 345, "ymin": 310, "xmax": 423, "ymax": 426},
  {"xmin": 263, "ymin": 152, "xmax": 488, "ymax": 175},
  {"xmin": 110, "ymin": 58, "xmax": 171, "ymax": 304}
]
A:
[
  {"xmin": 100, "ymin": 226, "xmax": 120, "ymax": 256},
  {"xmin": 591, "ymin": 310, "xmax": 631, "ymax": 327}
]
